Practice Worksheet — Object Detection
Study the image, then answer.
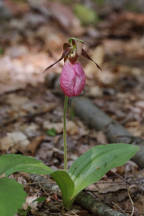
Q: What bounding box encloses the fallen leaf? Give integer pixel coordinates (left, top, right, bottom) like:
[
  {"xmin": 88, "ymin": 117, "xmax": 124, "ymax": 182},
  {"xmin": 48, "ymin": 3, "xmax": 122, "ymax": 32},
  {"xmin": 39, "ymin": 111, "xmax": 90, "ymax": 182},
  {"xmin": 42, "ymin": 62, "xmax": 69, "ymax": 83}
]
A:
[
  {"xmin": 0, "ymin": 131, "xmax": 30, "ymax": 152},
  {"xmin": 27, "ymin": 135, "xmax": 45, "ymax": 155}
]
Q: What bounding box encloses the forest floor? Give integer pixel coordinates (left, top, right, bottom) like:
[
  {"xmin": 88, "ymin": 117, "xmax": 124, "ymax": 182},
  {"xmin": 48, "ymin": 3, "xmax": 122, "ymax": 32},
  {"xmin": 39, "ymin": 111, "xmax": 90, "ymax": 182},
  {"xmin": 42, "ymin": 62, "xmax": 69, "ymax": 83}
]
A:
[{"xmin": 0, "ymin": 0, "xmax": 144, "ymax": 215}]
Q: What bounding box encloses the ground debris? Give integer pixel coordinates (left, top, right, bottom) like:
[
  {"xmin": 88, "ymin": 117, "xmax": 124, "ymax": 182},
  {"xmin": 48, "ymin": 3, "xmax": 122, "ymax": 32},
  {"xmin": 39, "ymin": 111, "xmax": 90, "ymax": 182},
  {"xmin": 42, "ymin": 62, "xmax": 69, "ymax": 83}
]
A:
[{"xmin": 0, "ymin": 1, "xmax": 144, "ymax": 215}]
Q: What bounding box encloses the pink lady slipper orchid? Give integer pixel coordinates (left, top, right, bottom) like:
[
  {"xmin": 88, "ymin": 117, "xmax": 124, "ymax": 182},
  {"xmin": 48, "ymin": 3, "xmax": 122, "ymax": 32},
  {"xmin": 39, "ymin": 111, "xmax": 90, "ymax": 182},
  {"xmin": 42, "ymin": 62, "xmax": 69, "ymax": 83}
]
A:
[
  {"xmin": 44, "ymin": 38, "xmax": 101, "ymax": 97},
  {"xmin": 43, "ymin": 38, "xmax": 102, "ymax": 171},
  {"xmin": 60, "ymin": 61, "xmax": 85, "ymax": 97}
]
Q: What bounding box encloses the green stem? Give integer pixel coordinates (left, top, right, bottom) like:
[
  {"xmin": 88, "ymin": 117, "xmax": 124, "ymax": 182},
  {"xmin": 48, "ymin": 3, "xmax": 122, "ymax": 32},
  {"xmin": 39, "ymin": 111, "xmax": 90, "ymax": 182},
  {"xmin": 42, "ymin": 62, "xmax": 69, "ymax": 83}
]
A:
[{"xmin": 63, "ymin": 96, "xmax": 69, "ymax": 170}]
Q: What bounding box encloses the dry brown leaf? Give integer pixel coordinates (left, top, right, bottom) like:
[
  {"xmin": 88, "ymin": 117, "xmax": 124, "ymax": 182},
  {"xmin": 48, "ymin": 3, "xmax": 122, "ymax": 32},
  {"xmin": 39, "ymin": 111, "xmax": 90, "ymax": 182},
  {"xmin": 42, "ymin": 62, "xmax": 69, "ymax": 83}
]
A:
[
  {"xmin": 43, "ymin": 120, "xmax": 78, "ymax": 135},
  {"xmin": 0, "ymin": 52, "xmax": 53, "ymax": 93},
  {"xmin": 48, "ymin": 2, "xmax": 84, "ymax": 35},
  {"xmin": 27, "ymin": 135, "xmax": 45, "ymax": 155},
  {"xmin": 0, "ymin": 131, "xmax": 30, "ymax": 152}
]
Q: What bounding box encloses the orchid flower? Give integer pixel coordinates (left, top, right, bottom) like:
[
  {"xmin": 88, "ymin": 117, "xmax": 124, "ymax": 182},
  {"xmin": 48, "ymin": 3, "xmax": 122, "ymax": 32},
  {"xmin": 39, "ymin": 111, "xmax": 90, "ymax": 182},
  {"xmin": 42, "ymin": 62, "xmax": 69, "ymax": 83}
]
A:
[
  {"xmin": 44, "ymin": 38, "xmax": 101, "ymax": 170},
  {"xmin": 44, "ymin": 38, "xmax": 101, "ymax": 97}
]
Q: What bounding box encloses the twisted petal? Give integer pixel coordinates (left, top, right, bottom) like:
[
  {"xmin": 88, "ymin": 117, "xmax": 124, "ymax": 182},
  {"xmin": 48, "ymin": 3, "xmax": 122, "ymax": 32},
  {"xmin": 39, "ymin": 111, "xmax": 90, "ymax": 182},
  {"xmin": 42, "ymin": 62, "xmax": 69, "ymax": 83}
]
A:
[{"xmin": 60, "ymin": 61, "xmax": 86, "ymax": 97}]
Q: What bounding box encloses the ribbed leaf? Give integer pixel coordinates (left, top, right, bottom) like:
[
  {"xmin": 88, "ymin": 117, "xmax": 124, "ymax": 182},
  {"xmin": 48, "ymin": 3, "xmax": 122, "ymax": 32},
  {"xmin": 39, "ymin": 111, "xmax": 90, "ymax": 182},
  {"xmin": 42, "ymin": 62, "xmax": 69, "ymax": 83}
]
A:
[
  {"xmin": 0, "ymin": 177, "xmax": 26, "ymax": 216},
  {"xmin": 51, "ymin": 170, "xmax": 74, "ymax": 209},
  {"xmin": 0, "ymin": 145, "xmax": 139, "ymax": 211},
  {"xmin": 69, "ymin": 144, "xmax": 139, "ymax": 196},
  {"xmin": 0, "ymin": 154, "xmax": 53, "ymax": 176}
]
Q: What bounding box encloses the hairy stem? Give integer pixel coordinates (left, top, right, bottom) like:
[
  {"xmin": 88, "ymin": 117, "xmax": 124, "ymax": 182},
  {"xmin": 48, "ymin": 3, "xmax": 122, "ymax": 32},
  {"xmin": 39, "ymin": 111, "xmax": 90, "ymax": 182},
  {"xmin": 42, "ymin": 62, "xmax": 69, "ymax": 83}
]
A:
[{"xmin": 63, "ymin": 96, "xmax": 69, "ymax": 170}]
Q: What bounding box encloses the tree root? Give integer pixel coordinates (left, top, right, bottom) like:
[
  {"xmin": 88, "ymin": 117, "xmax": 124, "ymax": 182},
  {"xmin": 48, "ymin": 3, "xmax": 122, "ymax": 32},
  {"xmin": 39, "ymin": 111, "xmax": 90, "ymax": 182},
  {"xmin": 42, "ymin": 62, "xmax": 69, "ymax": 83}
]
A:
[{"xmin": 76, "ymin": 191, "xmax": 127, "ymax": 216}]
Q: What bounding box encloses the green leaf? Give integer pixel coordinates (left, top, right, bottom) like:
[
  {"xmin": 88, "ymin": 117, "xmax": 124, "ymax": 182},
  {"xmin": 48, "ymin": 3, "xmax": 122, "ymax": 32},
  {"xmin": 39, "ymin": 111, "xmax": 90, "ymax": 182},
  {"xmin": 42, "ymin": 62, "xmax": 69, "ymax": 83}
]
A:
[
  {"xmin": 0, "ymin": 144, "xmax": 138, "ymax": 211},
  {"xmin": 51, "ymin": 170, "xmax": 75, "ymax": 209},
  {"xmin": 0, "ymin": 177, "xmax": 26, "ymax": 216},
  {"xmin": 74, "ymin": 4, "xmax": 99, "ymax": 25},
  {"xmin": 32, "ymin": 196, "xmax": 46, "ymax": 203},
  {"xmin": 47, "ymin": 128, "xmax": 57, "ymax": 136},
  {"xmin": 0, "ymin": 154, "xmax": 53, "ymax": 176},
  {"xmin": 69, "ymin": 144, "xmax": 139, "ymax": 196}
]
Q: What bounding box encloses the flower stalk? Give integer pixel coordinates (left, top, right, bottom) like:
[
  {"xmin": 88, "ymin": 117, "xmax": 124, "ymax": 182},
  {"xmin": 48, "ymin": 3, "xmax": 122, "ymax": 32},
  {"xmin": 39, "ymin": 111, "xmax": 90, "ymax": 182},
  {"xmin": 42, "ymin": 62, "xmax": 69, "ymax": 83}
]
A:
[{"xmin": 63, "ymin": 95, "xmax": 69, "ymax": 170}]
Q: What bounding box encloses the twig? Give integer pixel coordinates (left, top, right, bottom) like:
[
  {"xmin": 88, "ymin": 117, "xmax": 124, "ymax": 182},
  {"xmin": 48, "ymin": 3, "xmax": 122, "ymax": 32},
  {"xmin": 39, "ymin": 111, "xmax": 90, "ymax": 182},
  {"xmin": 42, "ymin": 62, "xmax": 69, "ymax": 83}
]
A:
[
  {"xmin": 112, "ymin": 202, "xmax": 126, "ymax": 215},
  {"xmin": 76, "ymin": 191, "xmax": 127, "ymax": 216},
  {"xmin": 127, "ymin": 186, "xmax": 135, "ymax": 216}
]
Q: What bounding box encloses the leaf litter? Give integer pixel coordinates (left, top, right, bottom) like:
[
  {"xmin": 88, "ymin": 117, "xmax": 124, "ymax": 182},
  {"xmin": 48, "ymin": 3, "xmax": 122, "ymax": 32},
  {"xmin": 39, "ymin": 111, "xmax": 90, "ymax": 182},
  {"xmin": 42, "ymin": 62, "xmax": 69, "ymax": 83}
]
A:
[{"xmin": 0, "ymin": 0, "xmax": 144, "ymax": 215}]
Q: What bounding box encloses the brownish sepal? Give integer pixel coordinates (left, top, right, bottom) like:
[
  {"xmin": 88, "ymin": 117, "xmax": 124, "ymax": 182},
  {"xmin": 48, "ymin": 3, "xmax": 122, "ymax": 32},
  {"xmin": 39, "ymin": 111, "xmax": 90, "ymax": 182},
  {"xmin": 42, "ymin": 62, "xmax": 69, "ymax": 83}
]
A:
[
  {"xmin": 43, "ymin": 47, "xmax": 71, "ymax": 72},
  {"xmin": 82, "ymin": 49, "xmax": 102, "ymax": 71}
]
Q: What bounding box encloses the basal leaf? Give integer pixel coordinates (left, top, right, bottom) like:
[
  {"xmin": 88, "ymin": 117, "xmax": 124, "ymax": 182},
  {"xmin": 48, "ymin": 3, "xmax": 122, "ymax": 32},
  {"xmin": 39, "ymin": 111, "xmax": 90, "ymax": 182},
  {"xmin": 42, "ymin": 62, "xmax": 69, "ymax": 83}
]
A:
[
  {"xmin": 0, "ymin": 154, "xmax": 53, "ymax": 176},
  {"xmin": 0, "ymin": 177, "xmax": 26, "ymax": 216},
  {"xmin": 69, "ymin": 144, "xmax": 139, "ymax": 196},
  {"xmin": 51, "ymin": 170, "xmax": 74, "ymax": 209}
]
